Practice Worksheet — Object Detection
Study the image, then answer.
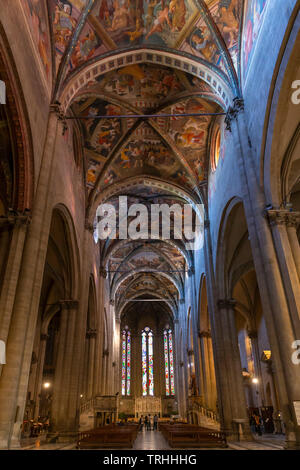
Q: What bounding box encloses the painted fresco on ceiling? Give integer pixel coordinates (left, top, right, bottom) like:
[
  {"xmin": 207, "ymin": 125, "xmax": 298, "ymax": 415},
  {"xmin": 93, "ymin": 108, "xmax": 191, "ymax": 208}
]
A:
[
  {"xmin": 181, "ymin": 14, "xmax": 226, "ymax": 73},
  {"xmin": 69, "ymin": 23, "xmax": 107, "ymax": 70},
  {"xmin": 90, "ymin": 0, "xmax": 198, "ymax": 49},
  {"xmin": 78, "ymin": 63, "xmax": 217, "ymax": 108},
  {"xmin": 242, "ymin": 0, "xmax": 268, "ymax": 83},
  {"xmin": 204, "ymin": 0, "xmax": 243, "ymax": 72},
  {"xmin": 125, "ymin": 251, "xmax": 166, "ymax": 270},
  {"xmin": 96, "ymin": 64, "xmax": 184, "ymax": 109},
  {"xmin": 101, "ymin": 124, "xmax": 193, "ymax": 189},
  {"xmin": 72, "ymin": 98, "xmax": 124, "ymax": 189},
  {"xmin": 50, "ymin": 0, "xmax": 88, "ymax": 70},
  {"xmin": 158, "ymin": 97, "xmax": 214, "ymax": 182},
  {"xmin": 72, "ymin": 64, "xmax": 220, "ymax": 193},
  {"xmin": 21, "ymin": 0, "xmax": 51, "ymax": 79}
]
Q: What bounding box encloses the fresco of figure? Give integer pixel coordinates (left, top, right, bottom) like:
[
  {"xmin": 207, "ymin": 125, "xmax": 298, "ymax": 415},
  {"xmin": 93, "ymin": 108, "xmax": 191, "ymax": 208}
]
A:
[
  {"xmin": 169, "ymin": 0, "xmax": 186, "ymax": 32},
  {"xmin": 189, "ymin": 27, "xmax": 218, "ymax": 62},
  {"xmin": 216, "ymin": 0, "xmax": 240, "ymax": 48},
  {"xmin": 108, "ymin": 0, "xmax": 131, "ymax": 32},
  {"xmin": 145, "ymin": 6, "xmax": 172, "ymax": 39}
]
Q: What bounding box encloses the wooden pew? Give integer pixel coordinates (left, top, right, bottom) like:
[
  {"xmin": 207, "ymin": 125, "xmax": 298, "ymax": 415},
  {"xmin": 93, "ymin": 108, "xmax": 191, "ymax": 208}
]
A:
[
  {"xmin": 77, "ymin": 424, "xmax": 139, "ymax": 449},
  {"xmin": 159, "ymin": 423, "xmax": 227, "ymax": 448}
]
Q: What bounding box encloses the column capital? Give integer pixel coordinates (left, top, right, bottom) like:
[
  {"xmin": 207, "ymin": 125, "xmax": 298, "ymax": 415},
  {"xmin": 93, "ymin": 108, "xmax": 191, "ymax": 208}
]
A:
[
  {"xmin": 225, "ymin": 97, "xmax": 244, "ymax": 131},
  {"xmin": 0, "ymin": 210, "xmax": 32, "ymax": 228},
  {"xmin": 247, "ymin": 330, "xmax": 258, "ymax": 340},
  {"xmin": 100, "ymin": 267, "xmax": 107, "ymax": 278},
  {"xmin": 217, "ymin": 298, "xmax": 236, "ymax": 310},
  {"xmin": 86, "ymin": 328, "xmax": 97, "ymax": 339},
  {"xmin": 198, "ymin": 330, "xmax": 211, "ymax": 338},
  {"xmin": 50, "ymin": 102, "xmax": 68, "ymax": 135},
  {"xmin": 59, "ymin": 299, "xmax": 79, "ymax": 310},
  {"xmin": 265, "ymin": 209, "xmax": 300, "ymax": 228}
]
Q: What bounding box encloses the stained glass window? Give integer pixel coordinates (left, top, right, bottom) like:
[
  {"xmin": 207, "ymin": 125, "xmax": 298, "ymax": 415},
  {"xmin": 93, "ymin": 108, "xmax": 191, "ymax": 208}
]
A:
[
  {"xmin": 121, "ymin": 329, "xmax": 131, "ymax": 396},
  {"xmin": 142, "ymin": 327, "xmax": 154, "ymax": 396},
  {"xmin": 164, "ymin": 329, "xmax": 175, "ymax": 396}
]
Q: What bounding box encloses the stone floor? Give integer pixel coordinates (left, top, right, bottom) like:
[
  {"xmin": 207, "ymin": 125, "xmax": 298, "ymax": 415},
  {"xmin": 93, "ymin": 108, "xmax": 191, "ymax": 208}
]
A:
[{"xmin": 18, "ymin": 430, "xmax": 286, "ymax": 451}]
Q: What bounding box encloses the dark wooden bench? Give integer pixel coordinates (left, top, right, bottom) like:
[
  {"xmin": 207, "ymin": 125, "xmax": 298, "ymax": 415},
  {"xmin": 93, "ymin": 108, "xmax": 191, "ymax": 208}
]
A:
[
  {"xmin": 159, "ymin": 423, "xmax": 227, "ymax": 448},
  {"xmin": 77, "ymin": 424, "xmax": 139, "ymax": 449}
]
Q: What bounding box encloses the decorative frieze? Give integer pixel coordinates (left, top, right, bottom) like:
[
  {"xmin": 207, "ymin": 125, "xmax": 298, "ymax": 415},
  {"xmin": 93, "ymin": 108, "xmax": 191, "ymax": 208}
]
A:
[
  {"xmin": 0, "ymin": 209, "xmax": 31, "ymax": 228},
  {"xmin": 265, "ymin": 210, "xmax": 300, "ymax": 228}
]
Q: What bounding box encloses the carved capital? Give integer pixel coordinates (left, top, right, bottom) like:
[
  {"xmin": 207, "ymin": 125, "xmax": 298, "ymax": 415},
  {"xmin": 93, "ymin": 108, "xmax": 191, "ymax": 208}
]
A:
[
  {"xmin": 59, "ymin": 299, "xmax": 79, "ymax": 310},
  {"xmin": 266, "ymin": 209, "xmax": 300, "ymax": 228},
  {"xmin": 247, "ymin": 330, "xmax": 258, "ymax": 340},
  {"xmin": 217, "ymin": 298, "xmax": 236, "ymax": 310},
  {"xmin": 86, "ymin": 328, "xmax": 97, "ymax": 339},
  {"xmin": 50, "ymin": 102, "xmax": 68, "ymax": 135},
  {"xmin": 0, "ymin": 210, "xmax": 32, "ymax": 228},
  {"xmin": 198, "ymin": 330, "xmax": 211, "ymax": 338},
  {"xmin": 100, "ymin": 267, "xmax": 107, "ymax": 278},
  {"xmin": 225, "ymin": 97, "xmax": 244, "ymax": 131}
]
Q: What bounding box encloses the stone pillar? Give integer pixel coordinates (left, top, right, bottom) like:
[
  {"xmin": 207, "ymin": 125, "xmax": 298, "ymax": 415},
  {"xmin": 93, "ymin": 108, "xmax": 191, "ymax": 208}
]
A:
[
  {"xmin": 227, "ymin": 99, "xmax": 300, "ymax": 447},
  {"xmin": 51, "ymin": 300, "xmax": 79, "ymax": 436},
  {"xmin": 0, "ymin": 214, "xmax": 31, "ymax": 377},
  {"xmin": 86, "ymin": 329, "xmax": 97, "ymax": 399},
  {"xmin": 93, "ymin": 266, "xmax": 107, "ymax": 396},
  {"xmin": 0, "ymin": 107, "xmax": 63, "ymax": 449},
  {"xmin": 113, "ymin": 311, "xmax": 121, "ymax": 396},
  {"xmin": 286, "ymin": 218, "xmax": 300, "ymax": 282},
  {"xmin": 266, "ymin": 210, "xmax": 300, "ymax": 327},
  {"xmin": 199, "ymin": 330, "xmax": 216, "ymax": 410},
  {"xmin": 247, "ymin": 330, "xmax": 266, "ymax": 406},
  {"xmin": 203, "ymin": 221, "xmax": 239, "ymax": 438},
  {"xmin": 217, "ymin": 299, "xmax": 252, "ymax": 440},
  {"xmin": 33, "ymin": 334, "xmax": 48, "ymax": 420}
]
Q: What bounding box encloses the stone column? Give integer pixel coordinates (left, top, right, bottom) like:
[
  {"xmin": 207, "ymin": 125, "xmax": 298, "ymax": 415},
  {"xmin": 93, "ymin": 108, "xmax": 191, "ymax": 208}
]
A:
[
  {"xmin": 227, "ymin": 99, "xmax": 300, "ymax": 447},
  {"xmin": 113, "ymin": 311, "xmax": 121, "ymax": 396},
  {"xmin": 203, "ymin": 221, "xmax": 240, "ymax": 439},
  {"xmin": 217, "ymin": 299, "xmax": 252, "ymax": 440},
  {"xmin": 199, "ymin": 330, "xmax": 215, "ymax": 410},
  {"xmin": 51, "ymin": 300, "xmax": 79, "ymax": 436},
  {"xmin": 86, "ymin": 329, "xmax": 97, "ymax": 399},
  {"xmin": 0, "ymin": 214, "xmax": 31, "ymax": 378},
  {"xmin": 94, "ymin": 267, "xmax": 107, "ymax": 396},
  {"xmin": 33, "ymin": 334, "xmax": 48, "ymax": 420},
  {"xmin": 0, "ymin": 107, "xmax": 63, "ymax": 449},
  {"xmin": 267, "ymin": 210, "xmax": 300, "ymax": 327},
  {"xmin": 286, "ymin": 217, "xmax": 300, "ymax": 282},
  {"xmin": 247, "ymin": 330, "xmax": 266, "ymax": 406}
]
